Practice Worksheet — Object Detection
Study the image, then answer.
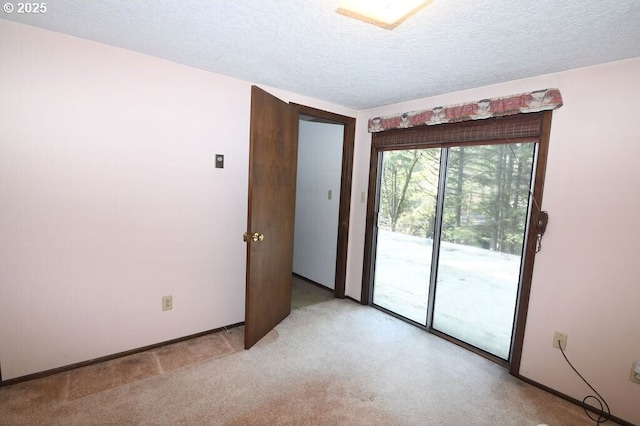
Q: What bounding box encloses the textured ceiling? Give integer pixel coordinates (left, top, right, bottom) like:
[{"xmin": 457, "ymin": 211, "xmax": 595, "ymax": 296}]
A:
[{"xmin": 2, "ymin": 0, "xmax": 640, "ymax": 109}]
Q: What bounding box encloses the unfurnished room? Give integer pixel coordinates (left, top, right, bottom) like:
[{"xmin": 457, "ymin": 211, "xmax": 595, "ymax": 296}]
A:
[{"xmin": 1, "ymin": 1, "xmax": 639, "ymax": 425}]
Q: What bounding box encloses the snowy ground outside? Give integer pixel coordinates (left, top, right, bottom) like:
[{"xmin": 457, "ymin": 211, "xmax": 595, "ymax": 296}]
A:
[{"xmin": 373, "ymin": 229, "xmax": 521, "ymax": 360}]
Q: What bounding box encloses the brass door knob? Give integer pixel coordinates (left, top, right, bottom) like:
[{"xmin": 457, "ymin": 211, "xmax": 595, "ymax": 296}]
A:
[{"xmin": 243, "ymin": 232, "xmax": 265, "ymax": 242}]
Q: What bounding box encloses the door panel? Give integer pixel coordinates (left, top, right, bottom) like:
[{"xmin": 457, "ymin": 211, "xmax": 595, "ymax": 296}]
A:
[
  {"xmin": 372, "ymin": 149, "xmax": 441, "ymax": 324},
  {"xmin": 245, "ymin": 86, "xmax": 298, "ymax": 349},
  {"xmin": 432, "ymin": 144, "xmax": 535, "ymax": 359}
]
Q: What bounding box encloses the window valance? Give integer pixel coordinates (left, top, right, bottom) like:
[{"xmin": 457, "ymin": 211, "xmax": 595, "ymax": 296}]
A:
[{"xmin": 368, "ymin": 88, "xmax": 563, "ymax": 133}]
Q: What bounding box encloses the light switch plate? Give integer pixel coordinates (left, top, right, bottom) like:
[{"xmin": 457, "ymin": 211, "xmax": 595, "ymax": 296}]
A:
[{"xmin": 215, "ymin": 154, "xmax": 224, "ymax": 169}]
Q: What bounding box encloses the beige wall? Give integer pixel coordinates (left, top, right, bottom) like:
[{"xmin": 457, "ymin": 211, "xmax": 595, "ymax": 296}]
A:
[
  {"xmin": 0, "ymin": 20, "xmax": 354, "ymax": 380},
  {"xmin": 347, "ymin": 57, "xmax": 640, "ymax": 424}
]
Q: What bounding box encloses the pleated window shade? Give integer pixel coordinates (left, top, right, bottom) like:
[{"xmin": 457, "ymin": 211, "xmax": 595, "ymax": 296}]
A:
[{"xmin": 372, "ymin": 112, "xmax": 544, "ymax": 150}]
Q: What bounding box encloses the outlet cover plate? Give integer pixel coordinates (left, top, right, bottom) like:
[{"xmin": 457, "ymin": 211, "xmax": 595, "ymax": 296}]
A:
[
  {"xmin": 162, "ymin": 295, "xmax": 172, "ymax": 311},
  {"xmin": 552, "ymin": 331, "xmax": 567, "ymax": 350},
  {"xmin": 631, "ymin": 361, "xmax": 640, "ymax": 384}
]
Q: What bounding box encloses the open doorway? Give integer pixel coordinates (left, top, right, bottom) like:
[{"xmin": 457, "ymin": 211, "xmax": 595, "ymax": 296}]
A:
[
  {"xmin": 244, "ymin": 90, "xmax": 355, "ymax": 348},
  {"xmin": 293, "ymin": 117, "xmax": 343, "ymax": 289},
  {"xmin": 291, "ymin": 105, "xmax": 355, "ymax": 302}
]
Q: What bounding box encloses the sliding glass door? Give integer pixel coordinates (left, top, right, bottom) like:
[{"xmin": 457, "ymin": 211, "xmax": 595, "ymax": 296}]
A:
[
  {"xmin": 372, "ymin": 148, "xmax": 440, "ymax": 324},
  {"xmin": 371, "ymin": 143, "xmax": 536, "ymax": 360}
]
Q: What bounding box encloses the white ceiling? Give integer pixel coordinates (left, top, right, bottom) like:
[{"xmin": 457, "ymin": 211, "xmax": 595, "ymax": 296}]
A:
[{"xmin": 3, "ymin": 0, "xmax": 640, "ymax": 110}]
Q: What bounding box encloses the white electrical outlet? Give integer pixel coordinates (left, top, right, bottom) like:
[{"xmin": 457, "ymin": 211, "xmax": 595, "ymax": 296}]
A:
[
  {"xmin": 162, "ymin": 295, "xmax": 172, "ymax": 311},
  {"xmin": 552, "ymin": 331, "xmax": 567, "ymax": 350},
  {"xmin": 630, "ymin": 361, "xmax": 640, "ymax": 384}
]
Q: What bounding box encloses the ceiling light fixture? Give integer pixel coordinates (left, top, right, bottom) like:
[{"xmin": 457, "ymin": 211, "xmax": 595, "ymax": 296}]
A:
[{"xmin": 336, "ymin": 0, "xmax": 433, "ymax": 30}]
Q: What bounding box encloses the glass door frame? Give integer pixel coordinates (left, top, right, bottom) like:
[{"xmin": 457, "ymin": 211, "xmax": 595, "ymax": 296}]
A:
[{"xmin": 361, "ymin": 111, "xmax": 553, "ymax": 374}]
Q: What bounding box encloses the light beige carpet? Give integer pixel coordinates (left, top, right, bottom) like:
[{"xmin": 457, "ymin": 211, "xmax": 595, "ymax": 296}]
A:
[{"xmin": 0, "ymin": 280, "xmax": 604, "ymax": 425}]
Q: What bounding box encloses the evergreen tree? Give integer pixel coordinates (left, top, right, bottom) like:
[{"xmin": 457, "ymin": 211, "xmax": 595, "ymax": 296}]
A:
[{"xmin": 378, "ymin": 143, "xmax": 535, "ymax": 255}]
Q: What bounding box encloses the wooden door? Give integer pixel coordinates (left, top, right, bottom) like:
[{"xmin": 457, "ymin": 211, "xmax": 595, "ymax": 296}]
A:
[{"xmin": 244, "ymin": 86, "xmax": 298, "ymax": 349}]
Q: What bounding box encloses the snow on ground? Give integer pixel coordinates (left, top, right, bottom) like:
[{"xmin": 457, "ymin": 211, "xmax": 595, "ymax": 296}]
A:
[{"xmin": 372, "ymin": 229, "xmax": 522, "ymax": 359}]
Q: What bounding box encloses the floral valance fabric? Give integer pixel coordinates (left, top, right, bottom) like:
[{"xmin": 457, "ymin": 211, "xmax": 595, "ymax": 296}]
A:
[{"xmin": 368, "ymin": 88, "xmax": 563, "ymax": 133}]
